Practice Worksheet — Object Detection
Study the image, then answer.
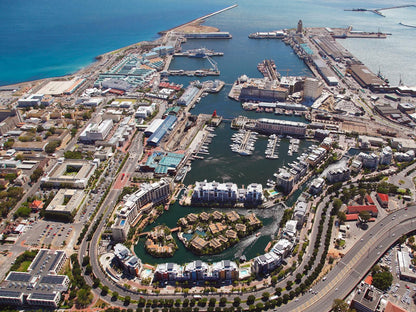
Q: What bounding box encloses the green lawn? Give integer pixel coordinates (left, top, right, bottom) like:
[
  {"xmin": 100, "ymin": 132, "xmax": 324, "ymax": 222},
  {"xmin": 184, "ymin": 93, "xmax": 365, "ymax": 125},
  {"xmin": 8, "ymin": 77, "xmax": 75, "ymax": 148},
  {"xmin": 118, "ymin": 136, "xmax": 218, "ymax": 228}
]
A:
[{"xmin": 16, "ymin": 260, "xmax": 32, "ymax": 272}]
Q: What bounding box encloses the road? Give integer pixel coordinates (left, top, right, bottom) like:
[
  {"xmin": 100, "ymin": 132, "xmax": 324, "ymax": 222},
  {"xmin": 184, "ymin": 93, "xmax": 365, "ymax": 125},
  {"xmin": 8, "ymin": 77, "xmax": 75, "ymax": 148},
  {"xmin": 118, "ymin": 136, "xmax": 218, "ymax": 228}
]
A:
[{"xmin": 278, "ymin": 206, "xmax": 416, "ymax": 312}]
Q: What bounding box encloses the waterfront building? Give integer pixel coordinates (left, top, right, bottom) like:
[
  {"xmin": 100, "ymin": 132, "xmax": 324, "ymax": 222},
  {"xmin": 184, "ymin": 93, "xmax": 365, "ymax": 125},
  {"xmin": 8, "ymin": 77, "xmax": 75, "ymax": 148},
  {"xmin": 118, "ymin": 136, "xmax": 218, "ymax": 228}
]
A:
[
  {"xmin": 245, "ymin": 183, "xmax": 263, "ymax": 202},
  {"xmin": 0, "ymin": 249, "xmax": 69, "ymax": 309},
  {"xmin": 271, "ymin": 239, "xmax": 294, "ymax": 258},
  {"xmin": 184, "ymin": 260, "xmax": 209, "ymax": 281},
  {"xmin": 177, "ymin": 86, "xmax": 200, "ymax": 106},
  {"xmin": 238, "ymin": 77, "xmax": 288, "ymax": 102},
  {"xmin": 114, "ymin": 243, "xmax": 142, "ymax": 277},
  {"xmin": 347, "ymin": 64, "xmax": 385, "ymax": 89},
  {"xmin": 309, "ymin": 177, "xmax": 325, "ymax": 195},
  {"xmin": 41, "ymin": 159, "xmax": 97, "ymax": 189},
  {"xmin": 147, "ymin": 115, "xmax": 177, "ymax": 146},
  {"xmin": 326, "ymin": 166, "xmax": 350, "ymax": 183},
  {"xmin": 379, "ymin": 146, "xmax": 392, "ymax": 165},
  {"xmin": 293, "ymin": 201, "xmax": 308, "ymax": 229},
  {"xmin": 211, "ymin": 260, "xmax": 239, "ymax": 281},
  {"xmin": 357, "ymin": 152, "xmax": 379, "ymax": 169},
  {"xmin": 311, "ymin": 56, "xmax": 338, "ymax": 86},
  {"xmin": 154, "ymin": 263, "xmax": 182, "ymax": 281},
  {"xmin": 303, "ymin": 77, "xmax": 323, "ymax": 100},
  {"xmin": 111, "ymin": 179, "xmax": 171, "ymax": 242},
  {"xmin": 376, "ymin": 193, "xmax": 389, "ymax": 208},
  {"xmin": 192, "ymin": 180, "xmax": 238, "ymax": 202},
  {"xmin": 253, "ymin": 252, "xmax": 281, "ymax": 274},
  {"xmin": 151, "ymin": 46, "xmax": 174, "ymax": 56},
  {"xmin": 283, "ymin": 220, "xmax": 298, "ymax": 239},
  {"xmin": 275, "ymin": 169, "xmax": 295, "ymax": 194},
  {"xmin": 253, "ymin": 118, "xmax": 307, "ymax": 136},
  {"xmin": 306, "ymin": 147, "xmax": 327, "ymax": 166},
  {"xmin": 79, "ymin": 119, "xmax": 113, "ymax": 143}
]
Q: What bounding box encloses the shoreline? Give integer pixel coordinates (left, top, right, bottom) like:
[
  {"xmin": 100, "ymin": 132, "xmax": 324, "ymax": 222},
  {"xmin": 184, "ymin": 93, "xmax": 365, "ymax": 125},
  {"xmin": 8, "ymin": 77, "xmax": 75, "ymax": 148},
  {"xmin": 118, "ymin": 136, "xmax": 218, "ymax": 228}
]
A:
[{"xmin": 0, "ymin": 4, "xmax": 238, "ymax": 89}]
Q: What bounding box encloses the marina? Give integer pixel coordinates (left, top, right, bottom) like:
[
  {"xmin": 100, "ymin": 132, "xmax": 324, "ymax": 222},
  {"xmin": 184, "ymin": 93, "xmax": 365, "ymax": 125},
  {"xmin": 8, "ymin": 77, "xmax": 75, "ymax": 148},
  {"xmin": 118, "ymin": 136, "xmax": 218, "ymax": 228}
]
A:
[
  {"xmin": 230, "ymin": 129, "xmax": 258, "ymax": 156},
  {"xmin": 265, "ymin": 134, "xmax": 280, "ymax": 159}
]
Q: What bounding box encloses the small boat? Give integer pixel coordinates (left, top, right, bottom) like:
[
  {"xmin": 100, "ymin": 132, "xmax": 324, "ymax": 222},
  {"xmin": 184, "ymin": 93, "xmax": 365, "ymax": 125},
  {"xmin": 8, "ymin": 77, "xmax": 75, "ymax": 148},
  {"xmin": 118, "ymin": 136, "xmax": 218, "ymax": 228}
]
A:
[{"xmin": 256, "ymin": 232, "xmax": 261, "ymax": 237}]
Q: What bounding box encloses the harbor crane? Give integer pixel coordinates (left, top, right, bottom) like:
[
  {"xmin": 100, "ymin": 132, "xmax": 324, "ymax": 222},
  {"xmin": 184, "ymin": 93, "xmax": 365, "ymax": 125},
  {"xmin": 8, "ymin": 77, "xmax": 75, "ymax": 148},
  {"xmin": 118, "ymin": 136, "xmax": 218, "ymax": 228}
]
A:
[{"xmin": 205, "ymin": 55, "xmax": 219, "ymax": 72}]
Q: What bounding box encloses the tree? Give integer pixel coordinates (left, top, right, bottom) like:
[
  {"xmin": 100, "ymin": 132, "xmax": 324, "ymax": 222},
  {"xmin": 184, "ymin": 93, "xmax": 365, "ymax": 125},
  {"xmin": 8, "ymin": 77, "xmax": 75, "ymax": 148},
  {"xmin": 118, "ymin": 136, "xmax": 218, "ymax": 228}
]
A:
[
  {"xmin": 209, "ymin": 298, "xmax": 216, "ymax": 307},
  {"xmin": 247, "ymin": 295, "xmax": 255, "ymax": 305},
  {"xmin": 124, "ymin": 296, "xmax": 131, "ymax": 306},
  {"xmin": 233, "ymin": 297, "xmax": 241, "ymax": 307},
  {"xmin": 111, "ymin": 291, "xmax": 119, "ymax": 301},
  {"xmin": 337, "ymin": 211, "xmax": 346, "ymax": 224},
  {"xmin": 76, "ymin": 288, "xmax": 93, "ymax": 308},
  {"xmin": 275, "ymin": 287, "xmax": 282, "ymax": 296},
  {"xmin": 332, "ymin": 299, "xmax": 349, "ymax": 312},
  {"xmin": 30, "ymin": 167, "xmax": 44, "ymax": 183},
  {"xmin": 219, "ymin": 297, "xmax": 227, "ymax": 306},
  {"xmin": 372, "ymin": 271, "xmax": 393, "ymax": 291},
  {"xmin": 333, "ymin": 199, "xmax": 343, "ymax": 213},
  {"xmin": 261, "ymin": 292, "xmax": 270, "ymax": 301},
  {"xmin": 82, "ymin": 256, "xmax": 90, "ymax": 266},
  {"xmin": 359, "ymin": 211, "xmax": 371, "ymax": 223},
  {"xmin": 92, "ymin": 278, "xmax": 100, "ymax": 288}
]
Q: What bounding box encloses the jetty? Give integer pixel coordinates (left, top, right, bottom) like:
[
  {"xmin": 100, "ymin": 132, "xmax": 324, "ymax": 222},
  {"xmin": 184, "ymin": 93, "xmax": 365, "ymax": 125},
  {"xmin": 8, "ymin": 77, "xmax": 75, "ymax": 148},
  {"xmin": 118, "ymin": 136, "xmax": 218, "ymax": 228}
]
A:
[{"xmin": 345, "ymin": 4, "xmax": 416, "ymax": 17}]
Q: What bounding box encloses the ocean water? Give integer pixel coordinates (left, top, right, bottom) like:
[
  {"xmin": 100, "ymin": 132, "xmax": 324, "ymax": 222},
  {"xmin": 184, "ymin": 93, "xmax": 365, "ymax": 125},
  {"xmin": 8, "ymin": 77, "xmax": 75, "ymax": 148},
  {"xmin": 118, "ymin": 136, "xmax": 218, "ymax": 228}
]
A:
[{"xmin": 1, "ymin": 0, "xmax": 416, "ymax": 85}]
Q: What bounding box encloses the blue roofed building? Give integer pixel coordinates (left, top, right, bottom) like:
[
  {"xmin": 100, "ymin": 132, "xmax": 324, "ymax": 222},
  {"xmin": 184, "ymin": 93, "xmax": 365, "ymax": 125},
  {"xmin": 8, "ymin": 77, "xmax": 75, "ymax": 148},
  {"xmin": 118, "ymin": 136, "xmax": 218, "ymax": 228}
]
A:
[
  {"xmin": 147, "ymin": 115, "xmax": 177, "ymax": 146},
  {"xmin": 140, "ymin": 151, "xmax": 185, "ymax": 175}
]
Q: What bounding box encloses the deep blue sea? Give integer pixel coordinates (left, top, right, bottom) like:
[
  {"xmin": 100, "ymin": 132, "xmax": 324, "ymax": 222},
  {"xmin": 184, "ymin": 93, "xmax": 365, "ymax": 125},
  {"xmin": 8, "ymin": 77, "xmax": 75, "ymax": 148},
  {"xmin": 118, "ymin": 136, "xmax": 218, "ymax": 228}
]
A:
[{"xmin": 1, "ymin": 0, "xmax": 416, "ymax": 86}]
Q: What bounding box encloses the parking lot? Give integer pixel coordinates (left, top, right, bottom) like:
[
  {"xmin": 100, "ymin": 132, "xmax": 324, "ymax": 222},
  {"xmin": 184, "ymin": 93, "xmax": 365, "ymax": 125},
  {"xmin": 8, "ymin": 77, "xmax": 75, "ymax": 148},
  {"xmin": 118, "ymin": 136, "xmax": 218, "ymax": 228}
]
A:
[{"xmin": 22, "ymin": 220, "xmax": 74, "ymax": 248}]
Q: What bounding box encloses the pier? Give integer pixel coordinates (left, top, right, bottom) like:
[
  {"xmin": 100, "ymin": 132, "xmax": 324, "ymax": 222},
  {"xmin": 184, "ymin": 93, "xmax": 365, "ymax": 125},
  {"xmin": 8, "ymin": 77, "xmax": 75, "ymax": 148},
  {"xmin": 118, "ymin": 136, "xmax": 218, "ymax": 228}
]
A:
[{"xmin": 345, "ymin": 4, "xmax": 416, "ymax": 17}]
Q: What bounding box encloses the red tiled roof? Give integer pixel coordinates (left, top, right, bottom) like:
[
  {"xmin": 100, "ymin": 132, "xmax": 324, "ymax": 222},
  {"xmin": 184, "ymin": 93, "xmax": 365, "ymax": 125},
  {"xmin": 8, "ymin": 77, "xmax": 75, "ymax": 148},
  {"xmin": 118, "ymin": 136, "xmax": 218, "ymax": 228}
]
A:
[
  {"xmin": 384, "ymin": 301, "xmax": 409, "ymax": 312},
  {"xmin": 347, "ymin": 205, "xmax": 378, "ymax": 214},
  {"xmin": 30, "ymin": 200, "xmax": 44, "ymax": 209},
  {"xmin": 377, "ymin": 193, "xmax": 389, "ymax": 202},
  {"xmin": 345, "ymin": 214, "xmax": 358, "ymax": 221},
  {"xmin": 365, "ymin": 194, "xmax": 374, "ymax": 204},
  {"xmin": 364, "ymin": 275, "xmax": 373, "ymax": 285}
]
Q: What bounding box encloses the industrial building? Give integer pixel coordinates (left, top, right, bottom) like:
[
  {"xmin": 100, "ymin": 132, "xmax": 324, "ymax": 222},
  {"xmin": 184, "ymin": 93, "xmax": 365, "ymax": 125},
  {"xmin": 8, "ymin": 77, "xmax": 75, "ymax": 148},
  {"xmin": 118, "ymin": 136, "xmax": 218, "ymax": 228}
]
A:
[
  {"xmin": 177, "ymin": 86, "xmax": 200, "ymax": 106},
  {"xmin": 144, "ymin": 118, "xmax": 164, "ymax": 137},
  {"xmin": 311, "ymin": 57, "xmax": 338, "ymax": 86},
  {"xmin": 147, "ymin": 115, "xmax": 177, "ymax": 146},
  {"xmin": 0, "ymin": 249, "xmax": 69, "ymax": 308},
  {"xmin": 79, "ymin": 119, "xmax": 113, "ymax": 143},
  {"xmin": 303, "ymin": 77, "xmax": 324, "ymax": 100},
  {"xmin": 41, "ymin": 159, "xmax": 97, "ymax": 189},
  {"xmin": 348, "ymin": 64, "xmax": 385, "ymax": 89},
  {"xmin": 253, "ymin": 118, "xmax": 307, "ymax": 136}
]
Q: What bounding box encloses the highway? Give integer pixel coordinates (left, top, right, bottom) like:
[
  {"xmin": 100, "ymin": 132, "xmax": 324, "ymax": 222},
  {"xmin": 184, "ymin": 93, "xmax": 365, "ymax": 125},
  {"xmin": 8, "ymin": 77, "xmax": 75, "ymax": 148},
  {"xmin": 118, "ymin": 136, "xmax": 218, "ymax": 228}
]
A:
[{"xmin": 278, "ymin": 206, "xmax": 416, "ymax": 312}]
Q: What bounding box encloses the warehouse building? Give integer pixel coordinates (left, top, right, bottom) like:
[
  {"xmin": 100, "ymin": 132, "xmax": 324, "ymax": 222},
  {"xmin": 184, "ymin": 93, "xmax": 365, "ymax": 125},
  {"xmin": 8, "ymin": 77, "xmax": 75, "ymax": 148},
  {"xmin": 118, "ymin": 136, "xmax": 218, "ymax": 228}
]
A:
[{"xmin": 147, "ymin": 115, "xmax": 177, "ymax": 146}]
